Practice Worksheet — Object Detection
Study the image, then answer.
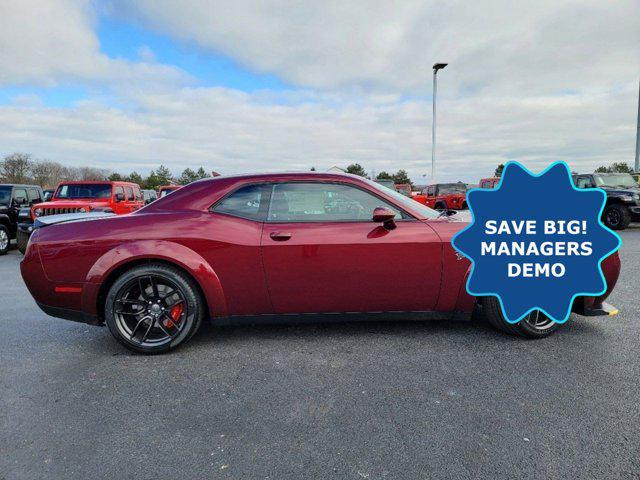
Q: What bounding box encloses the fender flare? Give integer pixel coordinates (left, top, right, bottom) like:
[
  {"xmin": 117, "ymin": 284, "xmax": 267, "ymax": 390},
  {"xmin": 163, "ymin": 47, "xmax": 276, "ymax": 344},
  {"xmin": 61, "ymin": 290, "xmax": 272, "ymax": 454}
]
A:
[
  {"xmin": 82, "ymin": 240, "xmax": 227, "ymax": 318},
  {"xmin": 0, "ymin": 213, "xmax": 10, "ymax": 226}
]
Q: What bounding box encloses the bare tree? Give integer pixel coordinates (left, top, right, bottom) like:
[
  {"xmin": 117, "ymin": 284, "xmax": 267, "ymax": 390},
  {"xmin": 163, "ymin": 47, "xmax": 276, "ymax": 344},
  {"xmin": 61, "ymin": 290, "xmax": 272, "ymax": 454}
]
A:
[
  {"xmin": 0, "ymin": 153, "xmax": 32, "ymax": 183},
  {"xmin": 30, "ymin": 160, "xmax": 67, "ymax": 188}
]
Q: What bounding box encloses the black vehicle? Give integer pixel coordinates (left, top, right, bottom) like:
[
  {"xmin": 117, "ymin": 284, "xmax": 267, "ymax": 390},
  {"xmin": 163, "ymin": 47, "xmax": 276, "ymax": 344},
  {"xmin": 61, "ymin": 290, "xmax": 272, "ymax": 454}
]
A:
[
  {"xmin": 0, "ymin": 184, "xmax": 44, "ymax": 255},
  {"xmin": 573, "ymin": 173, "xmax": 640, "ymax": 230}
]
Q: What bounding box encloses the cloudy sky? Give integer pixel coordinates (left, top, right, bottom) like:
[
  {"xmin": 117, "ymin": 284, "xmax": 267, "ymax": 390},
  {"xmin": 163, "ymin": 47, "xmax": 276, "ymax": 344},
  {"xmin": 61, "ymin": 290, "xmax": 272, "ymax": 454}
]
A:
[{"xmin": 0, "ymin": 0, "xmax": 638, "ymax": 182}]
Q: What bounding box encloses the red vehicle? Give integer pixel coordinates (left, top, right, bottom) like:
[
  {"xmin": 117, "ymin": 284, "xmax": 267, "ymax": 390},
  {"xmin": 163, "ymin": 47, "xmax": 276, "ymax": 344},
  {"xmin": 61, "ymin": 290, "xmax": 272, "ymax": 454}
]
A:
[
  {"xmin": 20, "ymin": 172, "xmax": 620, "ymax": 354},
  {"xmin": 413, "ymin": 183, "xmax": 468, "ymax": 210},
  {"xmin": 479, "ymin": 177, "xmax": 501, "ymax": 189},
  {"xmin": 158, "ymin": 185, "xmax": 182, "ymax": 198},
  {"xmin": 31, "ymin": 181, "xmax": 144, "ymax": 219}
]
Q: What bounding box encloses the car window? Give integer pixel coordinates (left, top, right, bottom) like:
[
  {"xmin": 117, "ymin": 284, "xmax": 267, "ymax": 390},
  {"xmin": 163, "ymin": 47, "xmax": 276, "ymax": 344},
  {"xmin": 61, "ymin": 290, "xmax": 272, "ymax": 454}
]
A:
[
  {"xmin": 575, "ymin": 177, "xmax": 592, "ymax": 189},
  {"xmin": 13, "ymin": 188, "xmax": 27, "ymax": 203},
  {"xmin": 114, "ymin": 186, "xmax": 124, "ymax": 197},
  {"xmin": 427, "ymin": 186, "xmax": 436, "ymax": 196},
  {"xmin": 56, "ymin": 184, "xmax": 112, "ymax": 199},
  {"xmin": 213, "ymin": 184, "xmax": 268, "ymax": 221},
  {"xmin": 134, "ymin": 187, "xmax": 142, "ymax": 201},
  {"xmin": 267, "ymin": 182, "xmax": 402, "ymax": 222},
  {"xmin": 27, "ymin": 188, "xmax": 41, "ymax": 202},
  {"xmin": 125, "ymin": 187, "xmax": 134, "ymax": 201}
]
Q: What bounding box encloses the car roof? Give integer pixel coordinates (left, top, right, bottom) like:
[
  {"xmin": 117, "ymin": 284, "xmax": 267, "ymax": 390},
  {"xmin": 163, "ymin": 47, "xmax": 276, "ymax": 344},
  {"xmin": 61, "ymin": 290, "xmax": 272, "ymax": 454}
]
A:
[
  {"xmin": 192, "ymin": 171, "xmax": 368, "ymax": 184},
  {"xmin": 0, "ymin": 184, "xmax": 41, "ymax": 188},
  {"xmin": 55, "ymin": 181, "xmax": 140, "ymax": 186}
]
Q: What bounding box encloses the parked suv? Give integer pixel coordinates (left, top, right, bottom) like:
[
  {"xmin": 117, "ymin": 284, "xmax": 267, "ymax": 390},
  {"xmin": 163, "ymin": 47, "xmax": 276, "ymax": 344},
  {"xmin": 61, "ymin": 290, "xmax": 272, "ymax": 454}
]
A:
[
  {"xmin": 16, "ymin": 181, "xmax": 144, "ymax": 254},
  {"xmin": 573, "ymin": 172, "xmax": 640, "ymax": 230},
  {"xmin": 30, "ymin": 181, "xmax": 144, "ymax": 219},
  {"xmin": 479, "ymin": 177, "xmax": 500, "ymax": 189},
  {"xmin": 0, "ymin": 184, "xmax": 44, "ymax": 255},
  {"xmin": 413, "ymin": 182, "xmax": 468, "ymax": 210}
]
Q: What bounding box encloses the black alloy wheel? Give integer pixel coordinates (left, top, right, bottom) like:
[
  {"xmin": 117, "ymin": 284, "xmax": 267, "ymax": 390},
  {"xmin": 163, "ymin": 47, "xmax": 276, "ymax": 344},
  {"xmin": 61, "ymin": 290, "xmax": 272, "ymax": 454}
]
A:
[{"xmin": 105, "ymin": 264, "xmax": 204, "ymax": 353}]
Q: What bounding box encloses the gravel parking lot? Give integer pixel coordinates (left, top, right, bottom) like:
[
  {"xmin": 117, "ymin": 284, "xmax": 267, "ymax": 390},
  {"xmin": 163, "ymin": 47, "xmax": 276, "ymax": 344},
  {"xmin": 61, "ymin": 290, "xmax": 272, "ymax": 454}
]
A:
[{"xmin": 1, "ymin": 229, "xmax": 639, "ymax": 480}]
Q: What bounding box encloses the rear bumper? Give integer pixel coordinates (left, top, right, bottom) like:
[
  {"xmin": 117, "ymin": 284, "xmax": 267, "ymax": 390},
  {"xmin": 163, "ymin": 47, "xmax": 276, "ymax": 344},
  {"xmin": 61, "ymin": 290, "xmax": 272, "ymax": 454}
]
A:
[{"xmin": 36, "ymin": 302, "xmax": 100, "ymax": 325}]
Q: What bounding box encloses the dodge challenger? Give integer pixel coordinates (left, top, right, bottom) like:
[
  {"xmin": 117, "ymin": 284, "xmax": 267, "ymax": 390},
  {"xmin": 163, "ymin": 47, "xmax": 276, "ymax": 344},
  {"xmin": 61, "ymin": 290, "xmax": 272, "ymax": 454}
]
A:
[{"xmin": 20, "ymin": 172, "xmax": 620, "ymax": 354}]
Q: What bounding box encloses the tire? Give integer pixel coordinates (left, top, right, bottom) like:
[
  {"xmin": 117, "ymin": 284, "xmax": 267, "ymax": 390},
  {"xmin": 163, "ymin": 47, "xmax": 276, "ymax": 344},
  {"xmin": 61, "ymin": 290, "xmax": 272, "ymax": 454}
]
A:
[
  {"xmin": 602, "ymin": 204, "xmax": 631, "ymax": 231},
  {"xmin": 105, "ymin": 263, "xmax": 205, "ymax": 354},
  {"xmin": 0, "ymin": 225, "xmax": 9, "ymax": 255},
  {"xmin": 482, "ymin": 296, "xmax": 562, "ymax": 338},
  {"xmin": 461, "ymin": 202, "xmax": 468, "ymax": 209},
  {"xmin": 16, "ymin": 229, "xmax": 29, "ymax": 255}
]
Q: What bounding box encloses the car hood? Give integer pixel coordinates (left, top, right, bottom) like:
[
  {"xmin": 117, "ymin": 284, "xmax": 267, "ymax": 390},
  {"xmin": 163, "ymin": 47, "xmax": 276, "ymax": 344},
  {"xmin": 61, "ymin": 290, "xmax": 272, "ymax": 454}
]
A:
[
  {"xmin": 599, "ymin": 186, "xmax": 640, "ymax": 195},
  {"xmin": 33, "ymin": 199, "xmax": 110, "ymax": 208}
]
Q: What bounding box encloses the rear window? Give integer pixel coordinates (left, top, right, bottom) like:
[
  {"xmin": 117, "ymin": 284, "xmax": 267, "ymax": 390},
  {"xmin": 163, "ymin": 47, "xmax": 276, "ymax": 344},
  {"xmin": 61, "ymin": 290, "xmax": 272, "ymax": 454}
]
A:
[
  {"xmin": 213, "ymin": 184, "xmax": 268, "ymax": 221},
  {"xmin": 56, "ymin": 184, "xmax": 112, "ymax": 199},
  {"xmin": 0, "ymin": 186, "xmax": 11, "ymax": 204}
]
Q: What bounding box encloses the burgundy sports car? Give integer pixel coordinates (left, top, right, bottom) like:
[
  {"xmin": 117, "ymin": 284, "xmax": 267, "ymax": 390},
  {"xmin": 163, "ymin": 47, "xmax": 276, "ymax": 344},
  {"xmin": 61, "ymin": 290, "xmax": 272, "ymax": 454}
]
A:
[{"xmin": 20, "ymin": 172, "xmax": 620, "ymax": 354}]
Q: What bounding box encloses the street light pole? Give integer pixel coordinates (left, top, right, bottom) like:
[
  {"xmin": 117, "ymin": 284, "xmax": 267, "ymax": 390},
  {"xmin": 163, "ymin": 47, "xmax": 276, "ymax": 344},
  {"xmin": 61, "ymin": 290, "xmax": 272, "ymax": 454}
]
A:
[
  {"xmin": 635, "ymin": 78, "xmax": 640, "ymax": 173},
  {"xmin": 432, "ymin": 63, "xmax": 447, "ymax": 181}
]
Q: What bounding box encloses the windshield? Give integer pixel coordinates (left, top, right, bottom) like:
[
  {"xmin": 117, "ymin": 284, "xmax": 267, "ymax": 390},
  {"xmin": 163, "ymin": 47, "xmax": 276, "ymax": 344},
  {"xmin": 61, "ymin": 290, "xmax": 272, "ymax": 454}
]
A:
[
  {"xmin": 363, "ymin": 178, "xmax": 440, "ymax": 219},
  {"xmin": 0, "ymin": 186, "xmax": 11, "ymax": 205},
  {"xmin": 438, "ymin": 183, "xmax": 467, "ymax": 194},
  {"xmin": 594, "ymin": 174, "xmax": 637, "ymax": 188},
  {"xmin": 55, "ymin": 184, "xmax": 112, "ymax": 199}
]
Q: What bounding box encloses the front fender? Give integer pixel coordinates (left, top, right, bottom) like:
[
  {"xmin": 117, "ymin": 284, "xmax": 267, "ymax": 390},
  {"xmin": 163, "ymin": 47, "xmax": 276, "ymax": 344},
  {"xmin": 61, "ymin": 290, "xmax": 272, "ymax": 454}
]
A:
[
  {"xmin": 454, "ymin": 264, "xmax": 476, "ymax": 312},
  {"xmin": 82, "ymin": 240, "xmax": 227, "ymax": 319}
]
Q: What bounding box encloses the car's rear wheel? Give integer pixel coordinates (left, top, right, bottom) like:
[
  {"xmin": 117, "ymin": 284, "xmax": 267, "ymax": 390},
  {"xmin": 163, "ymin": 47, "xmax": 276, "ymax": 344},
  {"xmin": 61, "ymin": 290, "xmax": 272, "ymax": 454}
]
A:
[
  {"xmin": 482, "ymin": 296, "xmax": 562, "ymax": 338},
  {"xmin": 105, "ymin": 263, "xmax": 204, "ymax": 354},
  {"xmin": 602, "ymin": 204, "xmax": 631, "ymax": 230},
  {"xmin": 0, "ymin": 225, "xmax": 9, "ymax": 255}
]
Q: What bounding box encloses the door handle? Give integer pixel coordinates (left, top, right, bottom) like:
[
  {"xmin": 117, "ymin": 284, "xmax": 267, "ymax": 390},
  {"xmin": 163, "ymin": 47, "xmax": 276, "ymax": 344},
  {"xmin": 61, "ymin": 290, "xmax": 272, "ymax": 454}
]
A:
[{"xmin": 270, "ymin": 231, "xmax": 292, "ymax": 241}]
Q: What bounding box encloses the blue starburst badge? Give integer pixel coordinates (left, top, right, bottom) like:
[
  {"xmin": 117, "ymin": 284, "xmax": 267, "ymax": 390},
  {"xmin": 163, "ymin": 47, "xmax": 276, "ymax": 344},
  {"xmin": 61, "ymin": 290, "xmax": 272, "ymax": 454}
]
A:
[{"xmin": 452, "ymin": 161, "xmax": 621, "ymax": 323}]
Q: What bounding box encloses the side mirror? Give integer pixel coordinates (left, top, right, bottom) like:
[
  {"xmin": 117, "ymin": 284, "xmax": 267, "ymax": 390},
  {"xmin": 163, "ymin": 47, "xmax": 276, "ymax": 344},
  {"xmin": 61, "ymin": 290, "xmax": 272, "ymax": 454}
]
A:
[
  {"xmin": 14, "ymin": 196, "xmax": 27, "ymax": 206},
  {"xmin": 372, "ymin": 207, "xmax": 397, "ymax": 230},
  {"xmin": 115, "ymin": 193, "xmax": 125, "ymax": 202},
  {"xmin": 43, "ymin": 192, "xmax": 52, "ymax": 201}
]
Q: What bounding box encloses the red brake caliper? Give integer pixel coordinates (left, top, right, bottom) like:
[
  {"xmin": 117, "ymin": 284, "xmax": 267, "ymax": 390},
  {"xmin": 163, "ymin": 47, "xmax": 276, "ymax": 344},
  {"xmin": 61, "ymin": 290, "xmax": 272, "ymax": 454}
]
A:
[{"xmin": 165, "ymin": 302, "xmax": 184, "ymax": 328}]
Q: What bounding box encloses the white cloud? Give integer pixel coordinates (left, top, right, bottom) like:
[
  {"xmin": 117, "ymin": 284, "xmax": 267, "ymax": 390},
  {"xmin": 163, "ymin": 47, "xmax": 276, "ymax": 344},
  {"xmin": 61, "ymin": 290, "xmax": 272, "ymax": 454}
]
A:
[
  {"xmin": 0, "ymin": 84, "xmax": 635, "ymax": 183},
  {"xmin": 0, "ymin": 0, "xmax": 188, "ymax": 88},
  {"xmin": 111, "ymin": 0, "xmax": 639, "ymax": 93},
  {"xmin": 0, "ymin": 0, "xmax": 637, "ymax": 182}
]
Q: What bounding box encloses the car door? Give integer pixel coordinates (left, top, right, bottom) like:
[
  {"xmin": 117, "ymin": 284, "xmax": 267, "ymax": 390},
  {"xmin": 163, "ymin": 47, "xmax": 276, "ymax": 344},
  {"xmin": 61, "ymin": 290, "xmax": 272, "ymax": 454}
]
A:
[
  {"xmin": 424, "ymin": 185, "xmax": 437, "ymax": 208},
  {"xmin": 260, "ymin": 181, "xmax": 442, "ymax": 314},
  {"xmin": 10, "ymin": 187, "xmax": 28, "ymax": 233}
]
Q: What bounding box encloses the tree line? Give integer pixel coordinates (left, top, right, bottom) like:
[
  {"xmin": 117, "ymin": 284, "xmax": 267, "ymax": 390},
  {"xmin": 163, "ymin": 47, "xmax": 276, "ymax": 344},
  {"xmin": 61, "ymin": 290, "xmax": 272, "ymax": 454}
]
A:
[
  {"xmin": 0, "ymin": 153, "xmax": 211, "ymax": 190},
  {"xmin": 341, "ymin": 163, "xmax": 413, "ymax": 185}
]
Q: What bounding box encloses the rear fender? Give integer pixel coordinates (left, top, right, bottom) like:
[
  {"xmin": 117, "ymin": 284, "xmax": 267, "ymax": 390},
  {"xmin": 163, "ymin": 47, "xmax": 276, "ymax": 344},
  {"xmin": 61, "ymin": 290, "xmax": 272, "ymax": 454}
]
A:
[{"xmin": 83, "ymin": 240, "xmax": 227, "ymax": 318}]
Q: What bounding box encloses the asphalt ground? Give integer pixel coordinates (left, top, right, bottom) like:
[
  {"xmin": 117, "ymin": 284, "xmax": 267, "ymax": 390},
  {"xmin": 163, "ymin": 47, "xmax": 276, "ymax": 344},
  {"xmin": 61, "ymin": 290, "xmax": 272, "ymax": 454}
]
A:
[{"xmin": 1, "ymin": 228, "xmax": 639, "ymax": 479}]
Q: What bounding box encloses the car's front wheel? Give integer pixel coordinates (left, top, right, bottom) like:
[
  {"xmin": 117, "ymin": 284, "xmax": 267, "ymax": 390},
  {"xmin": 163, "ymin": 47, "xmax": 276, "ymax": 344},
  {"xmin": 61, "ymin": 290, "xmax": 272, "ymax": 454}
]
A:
[
  {"xmin": 105, "ymin": 263, "xmax": 204, "ymax": 354},
  {"xmin": 482, "ymin": 296, "xmax": 562, "ymax": 338},
  {"xmin": 602, "ymin": 204, "xmax": 631, "ymax": 230}
]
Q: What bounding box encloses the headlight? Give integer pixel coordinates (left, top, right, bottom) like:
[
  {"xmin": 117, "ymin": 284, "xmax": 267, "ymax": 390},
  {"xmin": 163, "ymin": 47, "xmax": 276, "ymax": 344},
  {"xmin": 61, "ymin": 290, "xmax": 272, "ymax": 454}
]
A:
[
  {"xmin": 34, "ymin": 208, "xmax": 42, "ymax": 217},
  {"xmin": 621, "ymin": 195, "xmax": 635, "ymax": 202},
  {"xmin": 78, "ymin": 207, "xmax": 87, "ymax": 213}
]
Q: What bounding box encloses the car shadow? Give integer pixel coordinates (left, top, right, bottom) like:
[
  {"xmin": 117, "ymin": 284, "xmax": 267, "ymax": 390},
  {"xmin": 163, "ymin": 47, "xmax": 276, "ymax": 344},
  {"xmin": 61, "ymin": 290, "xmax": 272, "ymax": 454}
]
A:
[{"xmin": 175, "ymin": 313, "xmax": 598, "ymax": 354}]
